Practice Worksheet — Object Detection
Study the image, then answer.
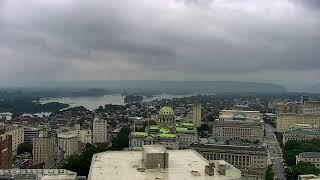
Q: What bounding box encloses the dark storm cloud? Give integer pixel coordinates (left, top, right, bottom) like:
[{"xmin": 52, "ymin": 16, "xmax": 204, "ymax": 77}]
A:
[{"xmin": 0, "ymin": 0, "xmax": 320, "ymax": 88}]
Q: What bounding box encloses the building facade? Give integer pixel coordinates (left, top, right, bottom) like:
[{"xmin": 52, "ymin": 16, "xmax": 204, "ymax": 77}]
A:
[
  {"xmin": 193, "ymin": 103, "xmax": 202, "ymax": 127},
  {"xmin": 24, "ymin": 127, "xmax": 41, "ymax": 144},
  {"xmin": 0, "ymin": 133, "xmax": 12, "ymax": 169},
  {"xmin": 57, "ymin": 132, "xmax": 78, "ymax": 158},
  {"xmin": 190, "ymin": 143, "xmax": 268, "ymax": 180},
  {"xmin": 303, "ymin": 101, "xmax": 320, "ymax": 114},
  {"xmin": 76, "ymin": 129, "xmax": 92, "ymax": 144},
  {"xmin": 212, "ymin": 120, "xmax": 264, "ymax": 143},
  {"xmin": 5, "ymin": 126, "xmax": 24, "ymax": 155},
  {"xmin": 92, "ymin": 118, "xmax": 108, "ymax": 143},
  {"xmin": 32, "ymin": 134, "xmax": 54, "ymax": 168},
  {"xmin": 276, "ymin": 113, "xmax": 320, "ymax": 132},
  {"xmin": 296, "ymin": 152, "xmax": 320, "ymax": 169},
  {"xmin": 283, "ymin": 128, "xmax": 320, "ymax": 145},
  {"xmin": 176, "ymin": 126, "xmax": 198, "ymax": 149}
]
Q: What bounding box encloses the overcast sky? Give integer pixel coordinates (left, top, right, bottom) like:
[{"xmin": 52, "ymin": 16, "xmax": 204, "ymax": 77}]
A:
[{"xmin": 1, "ymin": 0, "xmax": 320, "ymax": 90}]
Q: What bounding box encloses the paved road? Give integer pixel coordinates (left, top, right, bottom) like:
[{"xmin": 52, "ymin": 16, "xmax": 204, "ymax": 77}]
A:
[{"xmin": 265, "ymin": 124, "xmax": 286, "ymax": 180}]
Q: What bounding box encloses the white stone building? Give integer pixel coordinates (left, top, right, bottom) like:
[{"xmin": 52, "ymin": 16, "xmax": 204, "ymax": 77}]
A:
[{"xmin": 57, "ymin": 132, "xmax": 78, "ymax": 158}]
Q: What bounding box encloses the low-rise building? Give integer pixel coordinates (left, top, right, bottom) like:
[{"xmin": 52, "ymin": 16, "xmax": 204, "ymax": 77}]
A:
[
  {"xmin": 57, "ymin": 132, "xmax": 78, "ymax": 158},
  {"xmin": 298, "ymin": 174, "xmax": 320, "ymax": 180},
  {"xmin": 283, "ymin": 128, "xmax": 320, "ymax": 145},
  {"xmin": 276, "ymin": 113, "xmax": 320, "ymax": 132},
  {"xmin": 296, "ymin": 152, "xmax": 320, "ymax": 169},
  {"xmin": 304, "ymin": 101, "xmax": 320, "ymax": 114},
  {"xmin": 176, "ymin": 123, "xmax": 198, "ymax": 149},
  {"xmin": 212, "ymin": 120, "xmax": 264, "ymax": 143},
  {"xmin": 0, "ymin": 169, "xmax": 80, "ymax": 180},
  {"xmin": 190, "ymin": 143, "xmax": 268, "ymax": 180},
  {"xmin": 129, "ymin": 128, "xmax": 179, "ymax": 150},
  {"xmin": 88, "ymin": 145, "xmax": 241, "ymax": 180}
]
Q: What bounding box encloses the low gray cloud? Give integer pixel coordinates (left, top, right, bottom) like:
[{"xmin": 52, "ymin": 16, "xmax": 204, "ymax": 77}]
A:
[{"xmin": 0, "ymin": 0, "xmax": 320, "ymax": 90}]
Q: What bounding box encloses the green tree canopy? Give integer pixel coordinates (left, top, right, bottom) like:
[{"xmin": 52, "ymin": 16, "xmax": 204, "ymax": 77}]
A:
[
  {"xmin": 286, "ymin": 162, "xmax": 320, "ymax": 180},
  {"xmin": 283, "ymin": 139, "xmax": 320, "ymax": 165},
  {"xmin": 266, "ymin": 166, "xmax": 275, "ymax": 180}
]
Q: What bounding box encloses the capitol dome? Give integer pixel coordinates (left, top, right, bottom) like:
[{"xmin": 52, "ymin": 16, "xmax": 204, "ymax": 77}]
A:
[{"xmin": 159, "ymin": 106, "xmax": 174, "ymax": 116}]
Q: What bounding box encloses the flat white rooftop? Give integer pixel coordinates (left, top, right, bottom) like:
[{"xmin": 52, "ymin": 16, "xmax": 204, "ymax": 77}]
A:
[
  {"xmin": 88, "ymin": 149, "xmax": 241, "ymax": 180},
  {"xmin": 143, "ymin": 145, "xmax": 167, "ymax": 153}
]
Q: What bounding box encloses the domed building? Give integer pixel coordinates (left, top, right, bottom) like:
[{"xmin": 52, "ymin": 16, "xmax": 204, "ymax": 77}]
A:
[
  {"xmin": 129, "ymin": 106, "xmax": 198, "ymax": 150},
  {"xmin": 158, "ymin": 106, "xmax": 175, "ymax": 128}
]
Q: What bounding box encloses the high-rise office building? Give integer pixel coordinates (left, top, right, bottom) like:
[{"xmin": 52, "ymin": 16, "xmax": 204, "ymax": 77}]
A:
[
  {"xmin": 193, "ymin": 103, "xmax": 202, "ymax": 127},
  {"xmin": 93, "ymin": 118, "xmax": 108, "ymax": 143},
  {"xmin": 0, "ymin": 133, "xmax": 12, "ymax": 169},
  {"xmin": 32, "ymin": 133, "xmax": 54, "ymax": 168}
]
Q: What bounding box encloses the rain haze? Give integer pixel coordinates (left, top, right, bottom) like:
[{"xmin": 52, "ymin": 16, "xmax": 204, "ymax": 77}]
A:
[{"xmin": 1, "ymin": 0, "xmax": 320, "ymax": 91}]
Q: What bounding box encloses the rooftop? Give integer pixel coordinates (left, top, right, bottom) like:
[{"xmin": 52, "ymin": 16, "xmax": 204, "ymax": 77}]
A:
[
  {"xmin": 190, "ymin": 143, "xmax": 268, "ymax": 156},
  {"xmin": 159, "ymin": 106, "xmax": 175, "ymax": 117},
  {"xmin": 300, "ymin": 152, "xmax": 320, "ymax": 158},
  {"xmin": 88, "ymin": 148, "xmax": 241, "ymax": 180},
  {"xmin": 285, "ymin": 129, "xmax": 320, "ymax": 136},
  {"xmin": 143, "ymin": 145, "xmax": 166, "ymax": 153},
  {"xmin": 213, "ymin": 121, "xmax": 262, "ymax": 127},
  {"xmin": 57, "ymin": 132, "xmax": 77, "ymax": 139}
]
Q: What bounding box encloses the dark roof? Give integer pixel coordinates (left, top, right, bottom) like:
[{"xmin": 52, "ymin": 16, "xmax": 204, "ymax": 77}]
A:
[
  {"xmin": 300, "ymin": 152, "xmax": 320, "ymax": 158},
  {"xmin": 190, "ymin": 143, "xmax": 268, "ymax": 156}
]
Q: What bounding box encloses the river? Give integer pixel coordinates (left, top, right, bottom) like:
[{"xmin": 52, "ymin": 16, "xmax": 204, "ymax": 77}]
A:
[{"xmin": 40, "ymin": 94, "xmax": 195, "ymax": 111}]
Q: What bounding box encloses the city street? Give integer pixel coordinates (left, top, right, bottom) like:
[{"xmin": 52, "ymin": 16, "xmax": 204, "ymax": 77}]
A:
[{"xmin": 265, "ymin": 124, "xmax": 286, "ymax": 180}]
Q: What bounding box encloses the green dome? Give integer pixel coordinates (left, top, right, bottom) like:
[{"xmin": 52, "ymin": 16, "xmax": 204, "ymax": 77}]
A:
[{"xmin": 159, "ymin": 106, "xmax": 174, "ymax": 116}]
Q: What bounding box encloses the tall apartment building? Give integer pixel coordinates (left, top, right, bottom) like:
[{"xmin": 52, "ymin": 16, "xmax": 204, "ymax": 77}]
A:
[
  {"xmin": 5, "ymin": 126, "xmax": 24, "ymax": 155},
  {"xmin": 193, "ymin": 103, "xmax": 202, "ymax": 127},
  {"xmin": 276, "ymin": 113, "xmax": 320, "ymax": 132},
  {"xmin": 190, "ymin": 143, "xmax": 268, "ymax": 180},
  {"xmin": 32, "ymin": 133, "xmax": 54, "ymax": 168},
  {"xmin": 57, "ymin": 132, "xmax": 78, "ymax": 158},
  {"xmin": 92, "ymin": 118, "xmax": 108, "ymax": 143},
  {"xmin": 303, "ymin": 101, "xmax": 320, "ymax": 114},
  {"xmin": 219, "ymin": 110, "xmax": 262, "ymax": 122},
  {"xmin": 212, "ymin": 120, "xmax": 264, "ymax": 143},
  {"xmin": 0, "ymin": 133, "xmax": 12, "ymax": 169}
]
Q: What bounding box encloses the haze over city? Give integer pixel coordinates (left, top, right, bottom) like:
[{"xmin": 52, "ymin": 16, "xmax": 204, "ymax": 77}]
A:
[{"xmin": 1, "ymin": 0, "xmax": 320, "ymax": 91}]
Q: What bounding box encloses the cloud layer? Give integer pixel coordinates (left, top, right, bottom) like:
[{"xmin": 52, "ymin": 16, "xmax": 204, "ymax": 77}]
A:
[{"xmin": 1, "ymin": 0, "xmax": 320, "ymax": 89}]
